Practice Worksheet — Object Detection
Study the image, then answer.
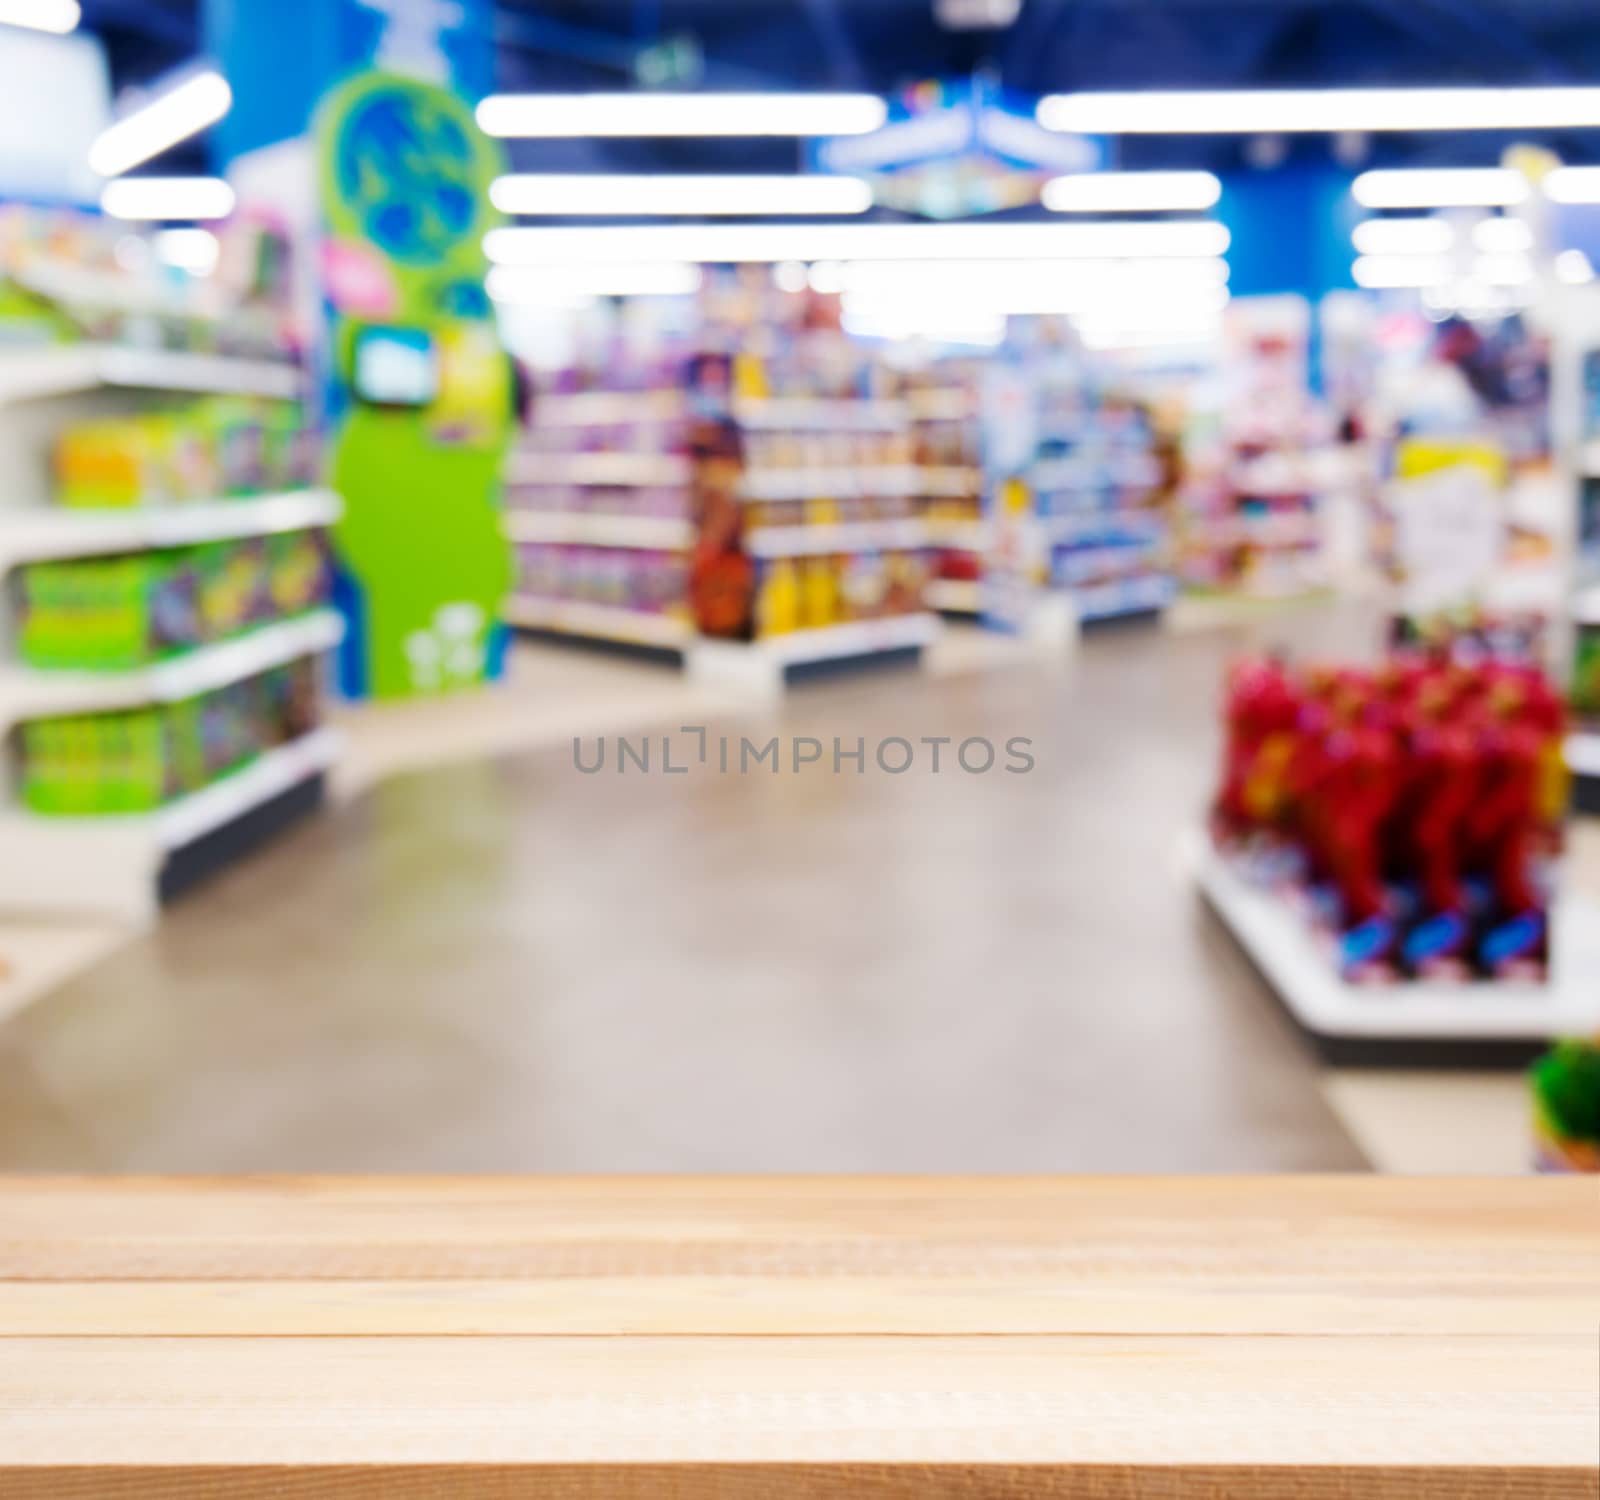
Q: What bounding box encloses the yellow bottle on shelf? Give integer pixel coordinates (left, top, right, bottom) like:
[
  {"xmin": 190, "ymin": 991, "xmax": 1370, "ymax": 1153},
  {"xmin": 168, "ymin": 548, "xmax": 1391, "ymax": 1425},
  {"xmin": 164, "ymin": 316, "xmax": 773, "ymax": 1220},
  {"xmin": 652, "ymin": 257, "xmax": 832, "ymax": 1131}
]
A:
[
  {"xmin": 756, "ymin": 558, "xmax": 801, "ymax": 637},
  {"xmin": 801, "ymin": 557, "xmax": 840, "ymax": 630}
]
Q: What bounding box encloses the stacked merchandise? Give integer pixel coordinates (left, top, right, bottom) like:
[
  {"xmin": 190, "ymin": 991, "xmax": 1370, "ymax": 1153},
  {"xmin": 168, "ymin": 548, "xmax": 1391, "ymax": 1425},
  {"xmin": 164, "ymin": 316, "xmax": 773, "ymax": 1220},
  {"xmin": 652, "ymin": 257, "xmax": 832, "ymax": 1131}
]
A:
[
  {"xmin": 1178, "ymin": 298, "xmax": 1330, "ymax": 599},
  {"xmin": 686, "ymin": 274, "xmax": 935, "ymax": 654},
  {"xmin": 1211, "ymin": 640, "xmax": 1567, "ymax": 984},
  {"xmin": 19, "ymin": 660, "xmax": 320, "ymax": 816},
  {"xmin": 899, "ymin": 363, "xmax": 984, "ymax": 615},
  {"xmin": 503, "ymin": 359, "xmax": 695, "ymax": 648},
  {"xmin": 0, "ymin": 213, "xmax": 333, "ymax": 916},
  {"xmin": 1030, "ymin": 341, "xmax": 1173, "ymax": 622},
  {"xmin": 0, "ymin": 203, "xmax": 297, "ymax": 361}
]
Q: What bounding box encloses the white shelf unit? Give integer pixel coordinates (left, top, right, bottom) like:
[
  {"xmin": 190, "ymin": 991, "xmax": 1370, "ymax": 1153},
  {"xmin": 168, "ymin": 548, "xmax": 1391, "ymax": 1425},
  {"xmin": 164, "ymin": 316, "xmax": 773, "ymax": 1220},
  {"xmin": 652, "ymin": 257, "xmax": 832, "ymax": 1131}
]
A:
[
  {"xmin": 746, "ymin": 519, "xmax": 932, "ymax": 558},
  {"xmin": 731, "ymin": 397, "xmax": 907, "ymax": 430},
  {"xmin": 1567, "ymin": 731, "xmax": 1600, "ymax": 778},
  {"xmin": 505, "ymin": 451, "xmax": 692, "ymax": 487},
  {"xmin": 0, "ymin": 728, "xmax": 341, "ymax": 922},
  {"xmin": 739, "ymin": 465, "xmax": 923, "ymax": 502},
  {"xmin": 503, "ymin": 595, "xmax": 693, "ymax": 649},
  {"xmin": 502, "ymin": 511, "xmax": 694, "ymax": 551},
  {"xmin": 0, "ymin": 345, "xmax": 302, "ymax": 407},
  {"xmin": 0, "ymin": 610, "xmax": 344, "ymax": 730},
  {"xmin": 1190, "ymin": 832, "xmax": 1600, "ymax": 1051},
  {"xmin": 0, "ymin": 336, "xmax": 337, "ymax": 920},
  {"xmin": 0, "ymin": 489, "xmax": 340, "ymax": 574},
  {"xmin": 687, "ymin": 613, "xmax": 941, "ymax": 696}
]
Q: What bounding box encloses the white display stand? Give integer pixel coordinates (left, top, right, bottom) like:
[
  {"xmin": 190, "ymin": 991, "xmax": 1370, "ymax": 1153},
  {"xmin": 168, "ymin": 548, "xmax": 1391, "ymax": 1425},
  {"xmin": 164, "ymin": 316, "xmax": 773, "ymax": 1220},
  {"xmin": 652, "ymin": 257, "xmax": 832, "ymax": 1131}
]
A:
[
  {"xmin": 0, "ymin": 335, "xmax": 341, "ymax": 921},
  {"xmin": 1189, "ymin": 830, "xmax": 1600, "ymax": 1057},
  {"xmin": 687, "ymin": 613, "xmax": 942, "ymax": 698}
]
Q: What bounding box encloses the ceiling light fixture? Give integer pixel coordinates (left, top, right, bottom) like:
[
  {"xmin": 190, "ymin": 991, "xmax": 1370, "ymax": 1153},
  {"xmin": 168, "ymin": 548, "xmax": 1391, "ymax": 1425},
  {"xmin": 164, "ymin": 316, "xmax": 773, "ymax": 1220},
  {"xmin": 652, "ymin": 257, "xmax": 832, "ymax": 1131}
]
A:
[
  {"xmin": 1351, "ymin": 168, "xmax": 1528, "ymax": 209},
  {"xmin": 1038, "ymin": 87, "xmax": 1600, "ymax": 135},
  {"xmin": 476, "ymin": 92, "xmax": 887, "ymax": 139},
  {"xmin": 100, "ymin": 176, "xmax": 235, "ymax": 221},
  {"xmin": 483, "ymin": 220, "xmax": 1231, "ymax": 266},
  {"xmin": 1041, "ymin": 171, "xmax": 1221, "ymax": 213},
  {"xmin": 88, "ymin": 70, "xmax": 233, "ymax": 178},
  {"xmin": 0, "ymin": 0, "xmax": 80, "ymax": 33},
  {"xmin": 489, "ymin": 174, "xmax": 872, "ymax": 217}
]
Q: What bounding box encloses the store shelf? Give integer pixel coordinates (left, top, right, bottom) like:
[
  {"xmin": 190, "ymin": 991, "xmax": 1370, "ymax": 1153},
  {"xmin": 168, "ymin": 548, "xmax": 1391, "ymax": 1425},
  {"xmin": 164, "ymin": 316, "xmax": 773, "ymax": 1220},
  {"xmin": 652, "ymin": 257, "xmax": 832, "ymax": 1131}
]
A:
[
  {"xmin": 688, "ymin": 612, "xmax": 939, "ymax": 695},
  {"xmin": 915, "ymin": 465, "xmax": 982, "ymax": 497},
  {"xmin": 1580, "ymin": 439, "xmax": 1600, "ymax": 479},
  {"xmin": 731, "ymin": 398, "xmax": 906, "ymax": 430},
  {"xmin": 0, "ymin": 489, "xmax": 341, "ymax": 574},
  {"xmin": 1073, "ymin": 574, "xmax": 1177, "ymax": 620},
  {"xmin": 532, "ymin": 390, "xmax": 685, "ymax": 426},
  {"xmin": 505, "ymin": 452, "xmax": 692, "ymax": 488},
  {"xmin": 503, "ymin": 595, "xmax": 694, "ymax": 648},
  {"xmin": 13, "ymin": 263, "xmax": 230, "ymax": 321},
  {"xmin": 925, "ymin": 579, "xmax": 983, "ymax": 613},
  {"xmin": 1191, "ymin": 831, "xmax": 1600, "ymax": 1047},
  {"xmin": 0, "ymin": 344, "xmax": 302, "ymax": 406},
  {"xmin": 0, "ymin": 726, "xmax": 340, "ymax": 920},
  {"xmin": 738, "ymin": 465, "xmax": 922, "ymax": 501},
  {"xmin": 905, "ymin": 389, "xmax": 973, "ymax": 421},
  {"xmin": 503, "ymin": 511, "xmax": 694, "ymax": 551},
  {"xmin": 926, "ymin": 519, "xmax": 990, "ymax": 553},
  {"xmin": 746, "ymin": 519, "xmax": 932, "ymax": 558},
  {"xmin": 0, "ymin": 611, "xmax": 345, "ymax": 730},
  {"xmin": 1044, "ymin": 511, "xmax": 1165, "ymax": 545},
  {"xmin": 1567, "ymin": 731, "xmax": 1600, "ymax": 778}
]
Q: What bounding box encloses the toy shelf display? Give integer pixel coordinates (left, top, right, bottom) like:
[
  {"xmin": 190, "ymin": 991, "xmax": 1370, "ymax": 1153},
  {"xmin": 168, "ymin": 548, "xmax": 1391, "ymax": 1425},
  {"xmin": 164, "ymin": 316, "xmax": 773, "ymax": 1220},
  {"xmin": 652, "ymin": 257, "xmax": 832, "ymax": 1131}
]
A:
[
  {"xmin": 1176, "ymin": 298, "xmax": 1331, "ymax": 601},
  {"xmin": 900, "ymin": 366, "xmax": 985, "ymax": 616},
  {"xmin": 1195, "ymin": 637, "xmax": 1600, "ymax": 1058},
  {"xmin": 0, "ymin": 210, "xmax": 342, "ymax": 922},
  {"xmin": 1029, "ymin": 346, "xmax": 1174, "ymax": 624},
  {"xmin": 502, "ymin": 371, "xmax": 697, "ymax": 651},
  {"xmin": 684, "ymin": 320, "xmax": 941, "ymax": 695}
]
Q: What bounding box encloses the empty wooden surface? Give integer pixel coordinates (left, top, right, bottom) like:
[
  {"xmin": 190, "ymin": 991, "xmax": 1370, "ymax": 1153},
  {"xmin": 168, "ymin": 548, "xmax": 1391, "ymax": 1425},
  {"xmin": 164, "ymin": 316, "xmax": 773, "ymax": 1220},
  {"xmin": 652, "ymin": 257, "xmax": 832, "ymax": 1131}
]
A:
[{"xmin": 0, "ymin": 1176, "xmax": 1596, "ymax": 1497}]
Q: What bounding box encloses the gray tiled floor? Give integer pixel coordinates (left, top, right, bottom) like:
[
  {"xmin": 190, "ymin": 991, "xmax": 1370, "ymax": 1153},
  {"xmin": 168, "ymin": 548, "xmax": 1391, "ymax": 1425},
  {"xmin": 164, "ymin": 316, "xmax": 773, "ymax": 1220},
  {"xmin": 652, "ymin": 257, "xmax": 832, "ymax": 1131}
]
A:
[{"xmin": 0, "ymin": 611, "xmax": 1369, "ymax": 1171}]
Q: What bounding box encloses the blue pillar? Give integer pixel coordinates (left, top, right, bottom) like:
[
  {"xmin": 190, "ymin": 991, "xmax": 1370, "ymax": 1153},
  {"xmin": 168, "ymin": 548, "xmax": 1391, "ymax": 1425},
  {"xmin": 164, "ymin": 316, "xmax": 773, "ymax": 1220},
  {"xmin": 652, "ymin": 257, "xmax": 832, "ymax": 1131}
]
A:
[
  {"xmin": 1219, "ymin": 165, "xmax": 1359, "ymax": 392},
  {"xmin": 204, "ymin": 0, "xmax": 497, "ymax": 168}
]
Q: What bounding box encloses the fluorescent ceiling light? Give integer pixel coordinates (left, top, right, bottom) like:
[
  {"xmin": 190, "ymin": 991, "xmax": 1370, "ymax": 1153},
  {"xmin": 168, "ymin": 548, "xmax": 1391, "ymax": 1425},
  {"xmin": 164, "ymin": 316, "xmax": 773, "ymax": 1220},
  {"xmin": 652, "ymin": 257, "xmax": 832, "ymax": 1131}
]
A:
[
  {"xmin": 1352, "ymin": 168, "xmax": 1527, "ymax": 209},
  {"xmin": 154, "ymin": 226, "xmax": 219, "ymax": 275},
  {"xmin": 476, "ymin": 92, "xmax": 886, "ymax": 138},
  {"xmin": 483, "ymin": 220, "xmax": 1231, "ymax": 266},
  {"xmin": 89, "ymin": 70, "xmax": 232, "ymax": 178},
  {"xmin": 101, "ymin": 176, "xmax": 235, "ymax": 221},
  {"xmin": 1352, "ymin": 254, "xmax": 1454, "ymax": 289},
  {"xmin": 489, "ymin": 173, "xmax": 872, "ymax": 217},
  {"xmin": 1041, "ymin": 171, "xmax": 1220, "ymax": 213},
  {"xmin": 1544, "ymin": 166, "xmax": 1600, "ymax": 203},
  {"xmin": 1556, "ymin": 249, "xmax": 1595, "ymax": 285},
  {"xmin": 1471, "ymin": 218, "xmax": 1534, "ymax": 253},
  {"xmin": 834, "ymin": 256, "xmax": 1229, "ymax": 298},
  {"xmin": 0, "ymin": 0, "xmax": 80, "ymax": 33},
  {"xmin": 1038, "ymin": 86, "xmax": 1600, "ymax": 134},
  {"xmin": 487, "ymin": 263, "xmax": 703, "ymax": 301},
  {"xmin": 1351, "ymin": 218, "xmax": 1454, "ymax": 256}
]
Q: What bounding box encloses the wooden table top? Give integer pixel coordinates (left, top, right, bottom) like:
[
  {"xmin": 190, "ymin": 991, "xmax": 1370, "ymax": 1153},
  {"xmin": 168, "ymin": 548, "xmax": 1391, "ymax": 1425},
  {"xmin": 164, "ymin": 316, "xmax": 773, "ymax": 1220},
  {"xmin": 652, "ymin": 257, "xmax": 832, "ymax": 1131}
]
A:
[{"xmin": 1, "ymin": 1175, "xmax": 1596, "ymax": 1498}]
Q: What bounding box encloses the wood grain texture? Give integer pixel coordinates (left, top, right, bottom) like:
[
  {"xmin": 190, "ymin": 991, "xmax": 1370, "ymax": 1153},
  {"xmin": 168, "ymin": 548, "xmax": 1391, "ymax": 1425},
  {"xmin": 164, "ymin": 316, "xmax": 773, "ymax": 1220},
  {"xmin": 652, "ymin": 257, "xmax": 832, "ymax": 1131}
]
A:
[{"xmin": 0, "ymin": 1177, "xmax": 1596, "ymax": 1497}]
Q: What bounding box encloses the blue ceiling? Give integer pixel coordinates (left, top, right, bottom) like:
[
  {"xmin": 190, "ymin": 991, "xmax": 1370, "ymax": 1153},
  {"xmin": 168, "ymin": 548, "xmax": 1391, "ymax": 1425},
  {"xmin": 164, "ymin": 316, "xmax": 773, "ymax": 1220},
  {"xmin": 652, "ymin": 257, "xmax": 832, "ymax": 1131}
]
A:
[{"xmin": 76, "ymin": 0, "xmax": 1600, "ymax": 177}]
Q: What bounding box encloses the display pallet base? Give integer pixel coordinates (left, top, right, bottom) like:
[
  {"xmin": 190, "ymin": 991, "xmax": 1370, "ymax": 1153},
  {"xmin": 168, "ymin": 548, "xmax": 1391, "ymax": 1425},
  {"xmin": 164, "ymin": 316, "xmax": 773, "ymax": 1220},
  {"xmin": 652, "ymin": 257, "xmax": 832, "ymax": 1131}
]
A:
[
  {"xmin": 0, "ymin": 727, "xmax": 340, "ymax": 923},
  {"xmin": 1189, "ymin": 831, "xmax": 1600, "ymax": 1067},
  {"xmin": 157, "ymin": 772, "xmax": 324, "ymax": 905},
  {"xmin": 687, "ymin": 614, "xmax": 942, "ymax": 697}
]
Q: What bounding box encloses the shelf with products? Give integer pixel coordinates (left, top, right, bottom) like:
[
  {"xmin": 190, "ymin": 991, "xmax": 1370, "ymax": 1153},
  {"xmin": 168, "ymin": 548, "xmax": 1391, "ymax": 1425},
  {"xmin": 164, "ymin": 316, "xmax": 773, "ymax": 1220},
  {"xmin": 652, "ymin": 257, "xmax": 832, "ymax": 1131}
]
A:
[
  {"xmin": 1176, "ymin": 296, "xmax": 1332, "ymax": 601},
  {"xmin": 898, "ymin": 360, "xmax": 985, "ymax": 616},
  {"xmin": 683, "ymin": 286, "xmax": 941, "ymax": 691},
  {"xmin": 502, "ymin": 358, "xmax": 700, "ymax": 652},
  {"xmin": 1031, "ymin": 344, "xmax": 1174, "ymax": 625},
  {"xmin": 0, "ymin": 213, "xmax": 337, "ymax": 919},
  {"xmin": 1200, "ymin": 640, "xmax": 1597, "ymax": 1057}
]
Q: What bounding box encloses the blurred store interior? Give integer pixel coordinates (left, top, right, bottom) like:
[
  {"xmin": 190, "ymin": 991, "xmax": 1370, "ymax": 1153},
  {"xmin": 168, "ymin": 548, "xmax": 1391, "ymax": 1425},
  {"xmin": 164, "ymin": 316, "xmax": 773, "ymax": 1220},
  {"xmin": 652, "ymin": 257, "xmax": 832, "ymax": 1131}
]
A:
[{"xmin": 0, "ymin": 0, "xmax": 1599, "ymax": 1174}]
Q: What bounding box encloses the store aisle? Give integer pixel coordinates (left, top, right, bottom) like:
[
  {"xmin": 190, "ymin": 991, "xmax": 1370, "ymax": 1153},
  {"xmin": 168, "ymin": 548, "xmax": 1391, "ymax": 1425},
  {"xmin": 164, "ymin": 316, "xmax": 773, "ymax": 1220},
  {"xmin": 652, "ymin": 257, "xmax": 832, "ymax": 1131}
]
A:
[{"xmin": 0, "ymin": 614, "xmax": 1371, "ymax": 1172}]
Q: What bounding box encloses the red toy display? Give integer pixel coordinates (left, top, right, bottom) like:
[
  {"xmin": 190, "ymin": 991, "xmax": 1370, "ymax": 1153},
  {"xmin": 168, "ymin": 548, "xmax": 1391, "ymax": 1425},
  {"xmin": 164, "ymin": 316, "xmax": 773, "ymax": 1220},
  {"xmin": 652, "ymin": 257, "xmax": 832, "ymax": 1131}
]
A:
[{"xmin": 1212, "ymin": 643, "xmax": 1567, "ymax": 983}]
